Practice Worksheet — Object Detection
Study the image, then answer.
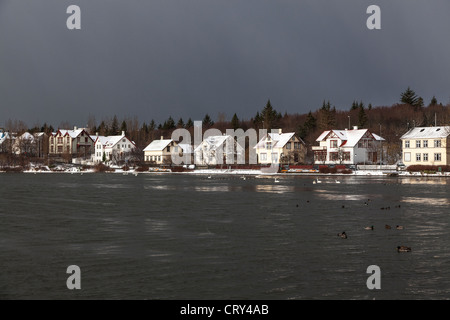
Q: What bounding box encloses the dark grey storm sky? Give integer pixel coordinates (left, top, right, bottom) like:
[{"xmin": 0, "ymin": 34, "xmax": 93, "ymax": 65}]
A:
[{"xmin": 1, "ymin": 0, "xmax": 450, "ymax": 128}]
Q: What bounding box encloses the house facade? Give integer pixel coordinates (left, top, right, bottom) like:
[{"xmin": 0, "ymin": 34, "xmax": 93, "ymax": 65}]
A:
[
  {"xmin": 12, "ymin": 132, "xmax": 48, "ymax": 157},
  {"xmin": 92, "ymin": 131, "xmax": 136, "ymax": 164},
  {"xmin": 312, "ymin": 127, "xmax": 384, "ymax": 165},
  {"xmin": 49, "ymin": 127, "xmax": 94, "ymax": 158},
  {"xmin": 194, "ymin": 135, "xmax": 244, "ymax": 166},
  {"xmin": 400, "ymin": 126, "xmax": 450, "ymax": 166},
  {"xmin": 254, "ymin": 129, "xmax": 306, "ymax": 165},
  {"xmin": 144, "ymin": 137, "xmax": 182, "ymax": 165}
]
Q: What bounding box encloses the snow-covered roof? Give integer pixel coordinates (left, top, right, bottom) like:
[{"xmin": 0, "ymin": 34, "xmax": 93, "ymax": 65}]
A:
[
  {"xmin": 194, "ymin": 135, "xmax": 230, "ymax": 152},
  {"xmin": 94, "ymin": 134, "xmax": 134, "ymax": 149},
  {"xmin": 316, "ymin": 129, "xmax": 384, "ymax": 147},
  {"xmin": 58, "ymin": 129, "xmax": 84, "ymax": 138},
  {"xmin": 20, "ymin": 132, "xmax": 34, "ymax": 141},
  {"xmin": 144, "ymin": 139, "xmax": 173, "ymax": 151},
  {"xmin": 255, "ymin": 132, "xmax": 299, "ymax": 149},
  {"xmin": 400, "ymin": 126, "xmax": 450, "ymax": 139}
]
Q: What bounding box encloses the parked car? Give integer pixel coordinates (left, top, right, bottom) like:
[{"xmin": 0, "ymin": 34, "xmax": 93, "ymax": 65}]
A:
[{"xmin": 396, "ymin": 162, "xmax": 406, "ymax": 171}]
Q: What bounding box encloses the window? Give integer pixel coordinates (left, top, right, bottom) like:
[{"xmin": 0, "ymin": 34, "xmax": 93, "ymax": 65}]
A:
[
  {"xmin": 167, "ymin": 146, "xmax": 170, "ymax": 152},
  {"xmin": 286, "ymin": 142, "xmax": 291, "ymax": 150},
  {"xmin": 51, "ymin": 146, "xmax": 54, "ymax": 153},
  {"xmin": 423, "ymin": 153, "xmax": 428, "ymax": 161},
  {"xmin": 434, "ymin": 140, "xmax": 441, "ymax": 148},
  {"xmin": 266, "ymin": 141, "xmax": 272, "ymax": 150},
  {"xmin": 260, "ymin": 153, "xmax": 267, "ymax": 161},
  {"xmin": 330, "ymin": 152, "xmax": 339, "ymax": 161},
  {"xmin": 50, "ymin": 137, "xmax": 54, "ymax": 143},
  {"xmin": 66, "ymin": 136, "xmax": 70, "ymax": 143},
  {"xmin": 66, "ymin": 146, "xmax": 70, "ymax": 153},
  {"xmin": 77, "ymin": 137, "xmax": 80, "ymax": 142},
  {"xmin": 423, "ymin": 140, "xmax": 428, "ymax": 148},
  {"xmin": 57, "ymin": 137, "xmax": 63, "ymax": 144},
  {"xmin": 416, "ymin": 153, "xmax": 421, "ymax": 161},
  {"xmin": 405, "ymin": 140, "xmax": 410, "ymax": 148},
  {"xmin": 294, "ymin": 142, "xmax": 300, "ymax": 149},
  {"xmin": 330, "ymin": 140, "xmax": 338, "ymax": 148},
  {"xmin": 271, "ymin": 153, "xmax": 278, "ymax": 162},
  {"xmin": 435, "ymin": 153, "xmax": 442, "ymax": 161},
  {"xmin": 85, "ymin": 137, "xmax": 88, "ymax": 143},
  {"xmin": 416, "ymin": 140, "xmax": 421, "ymax": 148},
  {"xmin": 404, "ymin": 152, "xmax": 411, "ymax": 162}
]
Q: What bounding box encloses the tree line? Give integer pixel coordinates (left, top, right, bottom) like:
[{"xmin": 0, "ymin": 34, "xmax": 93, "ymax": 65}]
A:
[{"xmin": 1, "ymin": 87, "xmax": 450, "ymax": 164}]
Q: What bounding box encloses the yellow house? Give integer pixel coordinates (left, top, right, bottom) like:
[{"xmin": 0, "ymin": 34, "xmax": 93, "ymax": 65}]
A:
[
  {"xmin": 400, "ymin": 126, "xmax": 450, "ymax": 166},
  {"xmin": 255, "ymin": 129, "xmax": 306, "ymax": 165},
  {"xmin": 143, "ymin": 137, "xmax": 182, "ymax": 165}
]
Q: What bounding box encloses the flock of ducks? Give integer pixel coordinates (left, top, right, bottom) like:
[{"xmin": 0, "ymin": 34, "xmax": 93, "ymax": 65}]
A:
[{"xmin": 337, "ymin": 198, "xmax": 411, "ymax": 253}]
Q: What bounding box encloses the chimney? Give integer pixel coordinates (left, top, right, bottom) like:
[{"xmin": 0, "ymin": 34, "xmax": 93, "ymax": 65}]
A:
[
  {"xmin": 161, "ymin": 135, "xmax": 164, "ymax": 140},
  {"xmin": 96, "ymin": 132, "xmax": 98, "ymax": 136},
  {"xmin": 278, "ymin": 128, "xmax": 282, "ymax": 134},
  {"xmin": 74, "ymin": 126, "xmax": 78, "ymax": 131},
  {"xmin": 353, "ymin": 126, "xmax": 358, "ymax": 130},
  {"xmin": 122, "ymin": 131, "xmax": 125, "ymax": 136}
]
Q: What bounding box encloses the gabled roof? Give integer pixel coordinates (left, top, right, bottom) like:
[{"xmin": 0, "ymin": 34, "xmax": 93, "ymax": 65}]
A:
[
  {"xmin": 194, "ymin": 135, "xmax": 230, "ymax": 152},
  {"xmin": 316, "ymin": 129, "xmax": 384, "ymax": 147},
  {"xmin": 143, "ymin": 139, "xmax": 173, "ymax": 151},
  {"xmin": 94, "ymin": 135, "xmax": 136, "ymax": 149},
  {"xmin": 255, "ymin": 132, "xmax": 302, "ymax": 149},
  {"xmin": 57, "ymin": 128, "xmax": 94, "ymax": 141},
  {"xmin": 400, "ymin": 126, "xmax": 450, "ymax": 139}
]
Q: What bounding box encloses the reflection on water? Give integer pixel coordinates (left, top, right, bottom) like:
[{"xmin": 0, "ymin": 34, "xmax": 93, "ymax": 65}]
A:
[
  {"xmin": 402, "ymin": 196, "xmax": 449, "ymax": 207},
  {"xmin": 313, "ymin": 189, "xmax": 369, "ymax": 201},
  {"xmin": 1, "ymin": 173, "xmax": 450, "ymax": 300},
  {"xmin": 255, "ymin": 184, "xmax": 295, "ymax": 194},
  {"xmin": 399, "ymin": 178, "xmax": 449, "ymax": 185}
]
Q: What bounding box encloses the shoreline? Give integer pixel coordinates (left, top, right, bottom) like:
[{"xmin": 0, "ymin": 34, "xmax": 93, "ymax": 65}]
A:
[{"xmin": 1, "ymin": 168, "xmax": 450, "ymax": 177}]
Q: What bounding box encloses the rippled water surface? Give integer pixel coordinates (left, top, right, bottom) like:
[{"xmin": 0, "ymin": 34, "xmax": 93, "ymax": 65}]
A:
[{"xmin": 0, "ymin": 173, "xmax": 449, "ymax": 299}]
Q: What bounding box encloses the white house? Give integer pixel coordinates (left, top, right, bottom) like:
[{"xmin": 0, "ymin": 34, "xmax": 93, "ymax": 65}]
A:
[
  {"xmin": 143, "ymin": 137, "xmax": 182, "ymax": 165},
  {"xmin": 312, "ymin": 126, "xmax": 385, "ymax": 165},
  {"xmin": 254, "ymin": 129, "xmax": 307, "ymax": 164},
  {"xmin": 400, "ymin": 126, "xmax": 450, "ymax": 166},
  {"xmin": 194, "ymin": 135, "xmax": 244, "ymax": 166},
  {"xmin": 11, "ymin": 132, "xmax": 48, "ymax": 157},
  {"xmin": 92, "ymin": 131, "xmax": 136, "ymax": 164}
]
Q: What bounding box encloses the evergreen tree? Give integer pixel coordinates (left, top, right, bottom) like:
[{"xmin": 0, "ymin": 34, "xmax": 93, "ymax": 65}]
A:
[
  {"xmin": 318, "ymin": 100, "xmax": 335, "ymax": 130},
  {"xmin": 253, "ymin": 111, "xmax": 262, "ymax": 128},
  {"xmin": 111, "ymin": 115, "xmax": 119, "ymax": 135},
  {"xmin": 350, "ymin": 100, "xmax": 359, "ymax": 111},
  {"xmin": 149, "ymin": 119, "xmax": 156, "ymax": 131},
  {"xmin": 430, "ymin": 96, "xmax": 438, "ymax": 106},
  {"xmin": 368, "ymin": 103, "xmax": 372, "ymax": 110},
  {"xmin": 400, "ymin": 87, "xmax": 423, "ymax": 109},
  {"xmin": 120, "ymin": 120, "xmax": 127, "ymax": 134},
  {"xmin": 297, "ymin": 111, "xmax": 317, "ymax": 139},
  {"xmin": 231, "ymin": 113, "xmax": 240, "ymax": 130},
  {"xmin": 260, "ymin": 99, "xmax": 279, "ymax": 130},
  {"xmin": 185, "ymin": 118, "xmax": 194, "ymax": 128},
  {"xmin": 163, "ymin": 116, "xmax": 176, "ymax": 130},
  {"xmin": 358, "ymin": 105, "xmax": 368, "ymax": 128},
  {"xmin": 177, "ymin": 118, "xmax": 185, "ymax": 128},
  {"xmin": 202, "ymin": 114, "xmax": 214, "ymax": 128}
]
